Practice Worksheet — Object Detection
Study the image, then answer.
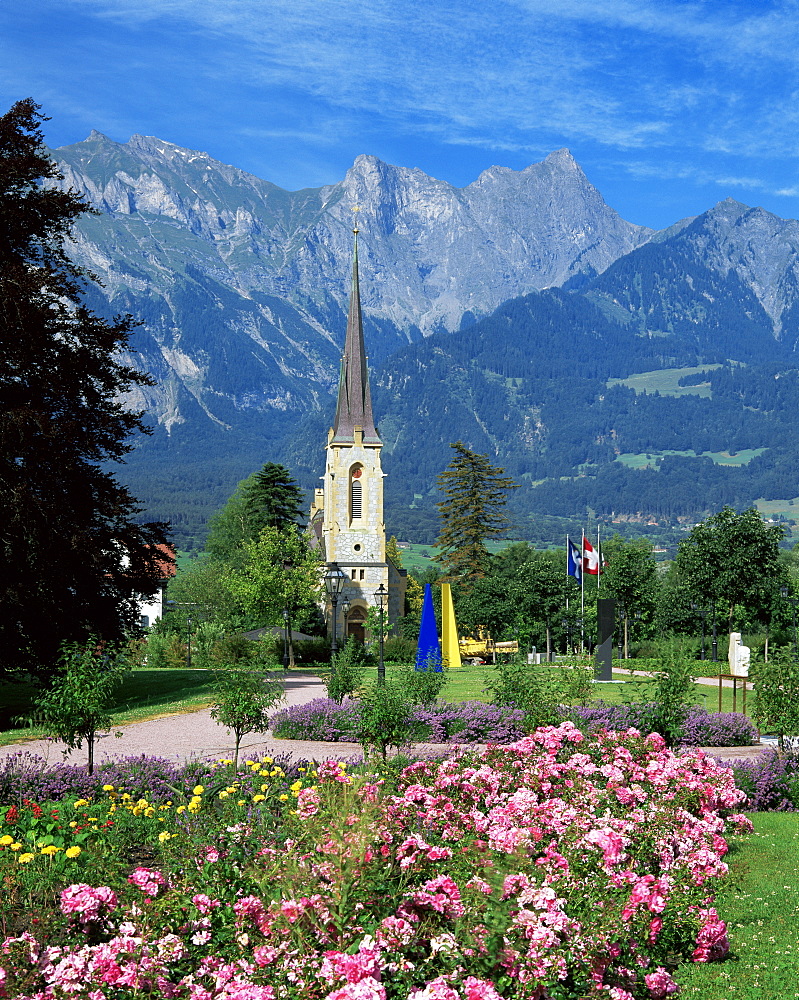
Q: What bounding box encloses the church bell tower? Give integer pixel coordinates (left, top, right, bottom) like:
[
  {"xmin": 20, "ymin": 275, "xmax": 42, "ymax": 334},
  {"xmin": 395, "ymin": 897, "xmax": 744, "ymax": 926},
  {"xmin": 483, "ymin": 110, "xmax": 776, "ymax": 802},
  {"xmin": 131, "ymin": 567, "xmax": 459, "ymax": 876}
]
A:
[{"xmin": 308, "ymin": 228, "xmax": 406, "ymax": 641}]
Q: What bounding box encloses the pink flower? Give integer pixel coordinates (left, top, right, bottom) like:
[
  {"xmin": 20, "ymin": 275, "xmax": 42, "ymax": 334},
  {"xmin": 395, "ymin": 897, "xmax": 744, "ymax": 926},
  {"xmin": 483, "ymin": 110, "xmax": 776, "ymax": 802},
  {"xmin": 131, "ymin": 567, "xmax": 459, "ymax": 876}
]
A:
[
  {"xmin": 296, "ymin": 787, "xmax": 321, "ymax": 819},
  {"xmin": 192, "ymin": 894, "xmax": 221, "ymax": 915},
  {"xmin": 408, "ymin": 977, "xmax": 461, "ymax": 1000},
  {"xmin": 645, "ymin": 967, "xmax": 678, "ymax": 996},
  {"xmin": 462, "ymin": 978, "xmax": 502, "ymax": 1000},
  {"xmin": 325, "ymin": 979, "xmax": 386, "ymax": 1000},
  {"xmin": 60, "ymin": 885, "xmax": 118, "ymax": 927},
  {"xmin": 128, "ymin": 867, "xmax": 168, "ymax": 897}
]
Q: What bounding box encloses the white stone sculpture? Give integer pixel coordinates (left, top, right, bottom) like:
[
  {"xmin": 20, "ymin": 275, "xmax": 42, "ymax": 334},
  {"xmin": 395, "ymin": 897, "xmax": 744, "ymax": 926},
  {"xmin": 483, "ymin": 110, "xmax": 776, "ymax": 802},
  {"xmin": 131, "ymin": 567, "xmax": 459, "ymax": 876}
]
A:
[{"xmin": 728, "ymin": 632, "xmax": 750, "ymax": 677}]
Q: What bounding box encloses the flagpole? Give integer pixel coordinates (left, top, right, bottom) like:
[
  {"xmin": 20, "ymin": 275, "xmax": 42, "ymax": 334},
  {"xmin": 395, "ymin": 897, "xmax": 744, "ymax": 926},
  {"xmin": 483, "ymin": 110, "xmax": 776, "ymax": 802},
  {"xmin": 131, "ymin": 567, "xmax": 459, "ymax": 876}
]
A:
[
  {"xmin": 596, "ymin": 526, "xmax": 601, "ymax": 591},
  {"xmin": 565, "ymin": 535, "xmax": 570, "ymax": 611},
  {"xmin": 581, "ymin": 526, "xmax": 585, "ymax": 652}
]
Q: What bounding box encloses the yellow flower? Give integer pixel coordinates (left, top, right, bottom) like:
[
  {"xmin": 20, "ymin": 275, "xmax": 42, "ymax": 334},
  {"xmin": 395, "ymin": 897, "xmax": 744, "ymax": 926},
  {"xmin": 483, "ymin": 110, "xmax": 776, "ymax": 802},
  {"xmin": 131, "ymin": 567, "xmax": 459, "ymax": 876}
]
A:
[
  {"xmin": 17, "ymin": 853, "xmax": 34, "ymax": 863},
  {"xmin": 260, "ymin": 757, "xmax": 273, "ymax": 765},
  {"xmin": 102, "ymin": 784, "xmax": 115, "ymax": 791},
  {"xmin": 193, "ymin": 785, "xmax": 205, "ymax": 795},
  {"xmin": 69, "ymin": 821, "xmax": 78, "ymax": 829},
  {"xmin": 290, "ymin": 781, "xmax": 302, "ymax": 793},
  {"xmin": 218, "ymin": 791, "xmax": 229, "ymax": 800},
  {"xmin": 176, "ymin": 805, "xmax": 186, "ymax": 814},
  {"xmin": 259, "ymin": 770, "xmax": 269, "ymax": 777},
  {"xmin": 65, "ymin": 846, "xmax": 81, "ymax": 859},
  {"xmin": 73, "ymin": 799, "xmax": 89, "ymax": 808},
  {"xmin": 87, "ymin": 817, "xmax": 98, "ymax": 822},
  {"xmin": 188, "ymin": 800, "xmax": 201, "ymax": 813},
  {"xmin": 10, "ymin": 842, "xmax": 22, "ymax": 851},
  {"xmin": 245, "ymin": 760, "xmax": 256, "ymax": 768},
  {"xmin": 298, "ymin": 766, "xmax": 306, "ymax": 773},
  {"xmin": 237, "ymin": 799, "xmax": 245, "ymax": 806},
  {"xmin": 260, "ymin": 784, "xmax": 269, "ymax": 792},
  {"xmin": 40, "ymin": 845, "xmax": 61, "ymax": 856},
  {"xmin": 253, "ymin": 794, "xmax": 266, "ymax": 803},
  {"xmin": 0, "ymin": 835, "xmax": 13, "ymax": 847},
  {"xmin": 145, "ymin": 807, "xmax": 155, "ymax": 818},
  {"xmin": 158, "ymin": 831, "xmax": 173, "ymax": 843},
  {"xmin": 279, "ymin": 794, "xmax": 288, "ymax": 802}
]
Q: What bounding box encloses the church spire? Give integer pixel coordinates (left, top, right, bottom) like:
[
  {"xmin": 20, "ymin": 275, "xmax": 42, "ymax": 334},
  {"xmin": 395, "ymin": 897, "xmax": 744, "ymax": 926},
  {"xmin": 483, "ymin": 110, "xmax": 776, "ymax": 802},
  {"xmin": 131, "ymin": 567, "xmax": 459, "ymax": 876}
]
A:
[{"xmin": 330, "ymin": 228, "xmax": 380, "ymax": 444}]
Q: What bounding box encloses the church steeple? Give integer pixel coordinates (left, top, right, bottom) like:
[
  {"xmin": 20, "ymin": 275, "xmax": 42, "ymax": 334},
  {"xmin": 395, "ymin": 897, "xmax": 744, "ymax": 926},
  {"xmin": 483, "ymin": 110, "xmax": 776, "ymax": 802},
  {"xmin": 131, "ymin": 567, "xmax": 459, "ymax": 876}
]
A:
[{"xmin": 330, "ymin": 230, "xmax": 380, "ymax": 445}]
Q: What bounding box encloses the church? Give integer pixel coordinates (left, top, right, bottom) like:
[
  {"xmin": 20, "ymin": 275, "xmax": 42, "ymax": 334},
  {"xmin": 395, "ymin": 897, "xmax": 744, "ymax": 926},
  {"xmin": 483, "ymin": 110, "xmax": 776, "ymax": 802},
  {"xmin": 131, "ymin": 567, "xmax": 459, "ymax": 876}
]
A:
[{"xmin": 308, "ymin": 229, "xmax": 407, "ymax": 644}]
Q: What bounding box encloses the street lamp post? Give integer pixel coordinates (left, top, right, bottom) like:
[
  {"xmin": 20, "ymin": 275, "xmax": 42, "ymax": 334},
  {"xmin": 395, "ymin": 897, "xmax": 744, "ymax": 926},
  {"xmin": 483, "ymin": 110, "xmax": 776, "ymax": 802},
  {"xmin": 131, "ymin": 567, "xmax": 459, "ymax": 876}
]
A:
[
  {"xmin": 781, "ymin": 586, "xmax": 799, "ymax": 659},
  {"xmin": 324, "ymin": 562, "xmax": 346, "ymax": 673},
  {"xmin": 711, "ymin": 602, "xmax": 718, "ymax": 662},
  {"xmin": 186, "ymin": 616, "xmax": 192, "ymax": 670},
  {"xmin": 342, "ymin": 598, "xmax": 351, "ymax": 644},
  {"xmin": 691, "ymin": 602, "xmax": 708, "ymax": 661},
  {"xmin": 282, "ymin": 607, "xmax": 290, "ymax": 669},
  {"xmin": 374, "ymin": 584, "xmax": 388, "ymax": 686}
]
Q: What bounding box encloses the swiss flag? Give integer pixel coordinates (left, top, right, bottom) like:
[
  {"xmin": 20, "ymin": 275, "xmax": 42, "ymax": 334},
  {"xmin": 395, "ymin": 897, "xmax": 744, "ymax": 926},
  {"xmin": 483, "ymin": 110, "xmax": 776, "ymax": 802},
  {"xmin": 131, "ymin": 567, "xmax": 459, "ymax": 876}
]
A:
[{"xmin": 583, "ymin": 536, "xmax": 600, "ymax": 575}]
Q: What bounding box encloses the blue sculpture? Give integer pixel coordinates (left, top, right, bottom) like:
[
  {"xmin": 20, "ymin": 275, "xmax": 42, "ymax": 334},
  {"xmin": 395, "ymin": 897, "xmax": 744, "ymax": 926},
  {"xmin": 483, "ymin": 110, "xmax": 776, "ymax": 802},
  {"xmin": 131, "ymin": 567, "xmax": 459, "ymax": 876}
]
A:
[{"xmin": 415, "ymin": 583, "xmax": 442, "ymax": 672}]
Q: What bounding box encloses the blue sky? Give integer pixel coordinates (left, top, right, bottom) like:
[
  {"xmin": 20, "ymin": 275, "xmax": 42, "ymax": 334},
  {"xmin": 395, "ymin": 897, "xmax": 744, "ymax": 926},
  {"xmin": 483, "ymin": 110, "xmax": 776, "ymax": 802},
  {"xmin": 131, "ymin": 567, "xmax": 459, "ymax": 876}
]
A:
[{"xmin": 4, "ymin": 0, "xmax": 799, "ymax": 229}]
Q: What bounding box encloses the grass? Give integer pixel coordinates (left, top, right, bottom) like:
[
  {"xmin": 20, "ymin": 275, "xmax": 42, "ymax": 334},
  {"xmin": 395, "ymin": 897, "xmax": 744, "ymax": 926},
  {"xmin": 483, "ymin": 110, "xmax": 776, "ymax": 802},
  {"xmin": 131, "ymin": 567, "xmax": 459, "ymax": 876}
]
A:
[
  {"xmin": 607, "ymin": 365, "xmax": 722, "ymax": 398},
  {"xmin": 616, "ymin": 448, "xmax": 766, "ymax": 470},
  {"xmin": 675, "ymin": 813, "xmax": 799, "ymax": 998},
  {"xmin": 0, "ymin": 668, "xmax": 217, "ymax": 747}
]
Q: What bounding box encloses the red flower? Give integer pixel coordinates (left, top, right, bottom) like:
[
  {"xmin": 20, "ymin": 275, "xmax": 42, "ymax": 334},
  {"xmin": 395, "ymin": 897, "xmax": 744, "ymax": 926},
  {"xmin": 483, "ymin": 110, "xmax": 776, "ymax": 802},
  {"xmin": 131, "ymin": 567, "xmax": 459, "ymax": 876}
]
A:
[{"xmin": 5, "ymin": 805, "xmax": 18, "ymax": 824}]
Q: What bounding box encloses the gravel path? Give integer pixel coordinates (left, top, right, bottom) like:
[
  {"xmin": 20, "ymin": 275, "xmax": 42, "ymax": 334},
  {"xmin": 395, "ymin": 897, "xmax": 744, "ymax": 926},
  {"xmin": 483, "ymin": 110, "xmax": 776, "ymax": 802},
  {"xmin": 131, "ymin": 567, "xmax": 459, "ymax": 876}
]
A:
[{"xmin": 0, "ymin": 670, "xmax": 772, "ymax": 768}]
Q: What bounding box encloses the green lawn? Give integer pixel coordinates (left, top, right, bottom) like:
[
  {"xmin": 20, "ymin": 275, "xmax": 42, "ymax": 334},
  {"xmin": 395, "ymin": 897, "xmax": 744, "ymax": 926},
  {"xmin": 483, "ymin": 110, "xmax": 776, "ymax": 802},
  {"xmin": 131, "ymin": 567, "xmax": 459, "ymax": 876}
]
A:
[
  {"xmin": 0, "ymin": 668, "xmax": 217, "ymax": 747},
  {"xmin": 607, "ymin": 365, "xmax": 722, "ymax": 398},
  {"xmin": 616, "ymin": 448, "xmax": 766, "ymax": 470},
  {"xmin": 675, "ymin": 813, "xmax": 799, "ymax": 999}
]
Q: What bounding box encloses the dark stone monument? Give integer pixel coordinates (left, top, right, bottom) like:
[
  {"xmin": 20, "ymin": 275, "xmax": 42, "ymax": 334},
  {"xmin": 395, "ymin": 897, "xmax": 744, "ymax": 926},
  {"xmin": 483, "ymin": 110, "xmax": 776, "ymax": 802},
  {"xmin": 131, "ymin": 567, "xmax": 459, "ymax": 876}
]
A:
[{"xmin": 595, "ymin": 598, "xmax": 615, "ymax": 682}]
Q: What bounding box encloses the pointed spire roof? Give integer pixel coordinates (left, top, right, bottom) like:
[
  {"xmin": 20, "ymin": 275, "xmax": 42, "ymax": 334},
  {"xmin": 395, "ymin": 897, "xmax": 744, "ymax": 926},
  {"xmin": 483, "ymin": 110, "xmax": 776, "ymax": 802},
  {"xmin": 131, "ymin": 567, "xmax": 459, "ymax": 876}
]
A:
[{"xmin": 330, "ymin": 229, "xmax": 380, "ymax": 445}]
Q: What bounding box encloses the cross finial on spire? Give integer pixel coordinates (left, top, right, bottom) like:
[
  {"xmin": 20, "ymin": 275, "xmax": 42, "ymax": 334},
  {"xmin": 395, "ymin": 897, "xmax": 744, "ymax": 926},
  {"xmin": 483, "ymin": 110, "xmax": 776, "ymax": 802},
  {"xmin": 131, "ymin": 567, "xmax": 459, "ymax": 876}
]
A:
[{"xmin": 351, "ymin": 204, "xmax": 360, "ymax": 236}]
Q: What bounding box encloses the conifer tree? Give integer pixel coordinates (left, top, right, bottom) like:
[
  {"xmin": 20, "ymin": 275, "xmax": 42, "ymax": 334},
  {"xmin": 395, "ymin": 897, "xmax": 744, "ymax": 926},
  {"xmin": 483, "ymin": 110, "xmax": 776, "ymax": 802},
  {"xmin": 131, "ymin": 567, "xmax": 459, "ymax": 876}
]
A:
[
  {"xmin": 0, "ymin": 99, "xmax": 169, "ymax": 678},
  {"xmin": 435, "ymin": 441, "xmax": 519, "ymax": 583}
]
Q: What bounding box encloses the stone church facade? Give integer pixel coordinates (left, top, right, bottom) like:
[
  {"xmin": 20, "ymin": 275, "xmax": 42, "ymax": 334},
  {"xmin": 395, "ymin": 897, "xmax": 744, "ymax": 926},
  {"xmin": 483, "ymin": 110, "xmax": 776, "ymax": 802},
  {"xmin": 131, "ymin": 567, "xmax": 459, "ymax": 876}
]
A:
[{"xmin": 309, "ymin": 231, "xmax": 407, "ymax": 642}]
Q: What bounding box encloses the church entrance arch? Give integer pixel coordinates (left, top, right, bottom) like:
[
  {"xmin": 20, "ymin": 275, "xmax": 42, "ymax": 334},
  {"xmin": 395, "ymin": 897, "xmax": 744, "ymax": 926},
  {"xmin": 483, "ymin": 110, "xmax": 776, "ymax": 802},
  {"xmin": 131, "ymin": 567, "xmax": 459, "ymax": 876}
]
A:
[{"xmin": 346, "ymin": 604, "xmax": 367, "ymax": 644}]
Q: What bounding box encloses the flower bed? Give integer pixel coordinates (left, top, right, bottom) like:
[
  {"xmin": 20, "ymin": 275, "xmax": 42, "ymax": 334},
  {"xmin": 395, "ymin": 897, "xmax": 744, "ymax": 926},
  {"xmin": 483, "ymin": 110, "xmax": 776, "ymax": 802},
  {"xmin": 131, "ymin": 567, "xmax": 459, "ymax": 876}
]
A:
[
  {"xmin": 568, "ymin": 701, "xmax": 759, "ymax": 747},
  {"xmin": 271, "ymin": 697, "xmax": 759, "ymax": 747},
  {"xmin": 0, "ymin": 724, "xmax": 750, "ymax": 999}
]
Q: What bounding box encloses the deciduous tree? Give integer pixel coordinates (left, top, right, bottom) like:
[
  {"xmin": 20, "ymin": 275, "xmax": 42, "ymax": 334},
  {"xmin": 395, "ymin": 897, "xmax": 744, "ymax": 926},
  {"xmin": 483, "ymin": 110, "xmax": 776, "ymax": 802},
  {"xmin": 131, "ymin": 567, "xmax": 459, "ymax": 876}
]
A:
[
  {"xmin": 675, "ymin": 506, "xmax": 786, "ymax": 632},
  {"xmin": 0, "ymin": 99, "xmax": 169, "ymax": 678}
]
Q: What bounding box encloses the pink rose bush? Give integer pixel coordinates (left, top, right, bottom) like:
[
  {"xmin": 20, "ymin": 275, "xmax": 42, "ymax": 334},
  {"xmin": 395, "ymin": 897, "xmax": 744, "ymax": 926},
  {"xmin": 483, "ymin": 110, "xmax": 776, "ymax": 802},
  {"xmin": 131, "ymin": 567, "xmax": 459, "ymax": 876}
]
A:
[{"xmin": 1, "ymin": 724, "xmax": 750, "ymax": 999}]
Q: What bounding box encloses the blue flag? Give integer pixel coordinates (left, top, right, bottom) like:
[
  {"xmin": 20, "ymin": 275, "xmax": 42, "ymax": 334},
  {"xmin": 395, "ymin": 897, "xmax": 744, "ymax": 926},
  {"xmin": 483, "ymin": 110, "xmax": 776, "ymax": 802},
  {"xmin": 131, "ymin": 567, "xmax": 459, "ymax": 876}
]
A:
[
  {"xmin": 567, "ymin": 538, "xmax": 583, "ymax": 584},
  {"xmin": 415, "ymin": 583, "xmax": 442, "ymax": 671}
]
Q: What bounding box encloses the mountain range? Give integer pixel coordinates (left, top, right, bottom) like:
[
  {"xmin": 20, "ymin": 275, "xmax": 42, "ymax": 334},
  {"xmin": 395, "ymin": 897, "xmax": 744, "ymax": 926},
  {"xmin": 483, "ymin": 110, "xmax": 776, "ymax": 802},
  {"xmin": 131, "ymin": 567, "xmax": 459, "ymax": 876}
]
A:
[{"xmin": 49, "ymin": 133, "xmax": 799, "ymax": 550}]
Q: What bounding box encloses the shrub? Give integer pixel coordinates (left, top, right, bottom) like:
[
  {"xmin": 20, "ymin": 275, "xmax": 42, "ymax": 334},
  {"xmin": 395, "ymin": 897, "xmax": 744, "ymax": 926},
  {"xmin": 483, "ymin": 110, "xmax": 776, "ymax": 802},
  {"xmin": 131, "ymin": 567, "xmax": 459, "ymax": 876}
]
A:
[
  {"xmin": 326, "ymin": 638, "xmax": 370, "ymax": 704},
  {"xmin": 210, "ymin": 665, "xmax": 284, "ymax": 766},
  {"xmin": 382, "ymin": 636, "xmax": 416, "ymax": 663},
  {"xmin": 567, "ymin": 701, "xmax": 758, "ymax": 748},
  {"xmin": 731, "ymin": 752, "xmax": 799, "ymax": 811},
  {"xmin": 400, "ymin": 658, "xmax": 447, "ymax": 706},
  {"xmin": 357, "ymin": 680, "xmax": 417, "ymax": 759},
  {"xmin": 487, "ymin": 657, "xmax": 563, "ymax": 732},
  {"xmin": 412, "ymin": 700, "xmax": 525, "ymax": 743},
  {"xmin": 270, "ymin": 697, "xmax": 361, "ymax": 742},
  {"xmin": 32, "ymin": 639, "xmax": 129, "ymax": 774},
  {"xmin": 752, "ymin": 646, "xmax": 799, "ymax": 749}
]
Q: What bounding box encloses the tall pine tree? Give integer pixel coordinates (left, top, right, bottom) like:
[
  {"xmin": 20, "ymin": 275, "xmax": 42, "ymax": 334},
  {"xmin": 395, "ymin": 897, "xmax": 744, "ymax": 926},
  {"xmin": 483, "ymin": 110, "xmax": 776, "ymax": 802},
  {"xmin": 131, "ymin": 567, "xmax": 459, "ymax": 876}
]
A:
[
  {"xmin": 0, "ymin": 99, "xmax": 170, "ymax": 678},
  {"xmin": 435, "ymin": 440, "xmax": 519, "ymax": 583}
]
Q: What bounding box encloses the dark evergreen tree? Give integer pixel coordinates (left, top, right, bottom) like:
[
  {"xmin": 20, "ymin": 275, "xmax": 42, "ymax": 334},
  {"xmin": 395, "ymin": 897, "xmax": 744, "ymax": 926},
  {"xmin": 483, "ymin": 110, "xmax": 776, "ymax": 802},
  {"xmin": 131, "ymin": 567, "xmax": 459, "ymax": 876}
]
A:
[
  {"xmin": 243, "ymin": 462, "xmax": 305, "ymax": 531},
  {"xmin": 435, "ymin": 441, "xmax": 519, "ymax": 583},
  {"xmin": 0, "ymin": 99, "xmax": 170, "ymax": 678},
  {"xmin": 205, "ymin": 462, "xmax": 305, "ymax": 564}
]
